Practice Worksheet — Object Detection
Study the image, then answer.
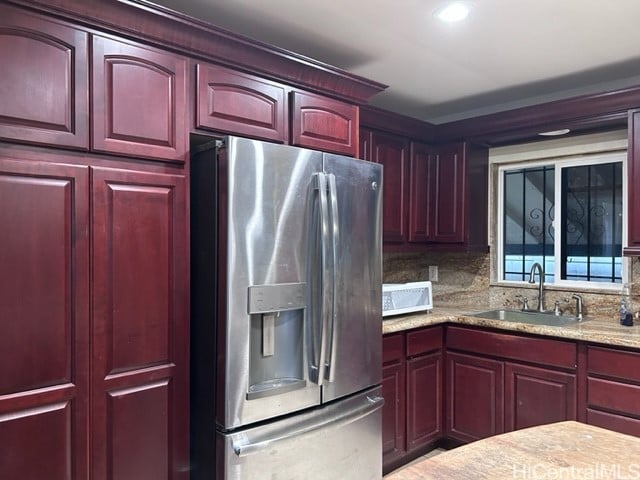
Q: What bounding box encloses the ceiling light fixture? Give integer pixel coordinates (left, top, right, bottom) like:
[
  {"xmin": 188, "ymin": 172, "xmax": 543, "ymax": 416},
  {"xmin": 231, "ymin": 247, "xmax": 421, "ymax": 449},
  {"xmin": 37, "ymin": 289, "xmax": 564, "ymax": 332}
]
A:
[
  {"xmin": 538, "ymin": 129, "xmax": 571, "ymax": 136},
  {"xmin": 434, "ymin": 2, "xmax": 472, "ymax": 23}
]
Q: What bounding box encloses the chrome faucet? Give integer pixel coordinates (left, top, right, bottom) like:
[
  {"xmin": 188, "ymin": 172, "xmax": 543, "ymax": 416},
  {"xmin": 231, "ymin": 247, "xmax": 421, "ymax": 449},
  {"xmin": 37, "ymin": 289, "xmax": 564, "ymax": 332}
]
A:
[
  {"xmin": 572, "ymin": 294, "xmax": 584, "ymax": 321},
  {"xmin": 528, "ymin": 262, "xmax": 545, "ymax": 312}
]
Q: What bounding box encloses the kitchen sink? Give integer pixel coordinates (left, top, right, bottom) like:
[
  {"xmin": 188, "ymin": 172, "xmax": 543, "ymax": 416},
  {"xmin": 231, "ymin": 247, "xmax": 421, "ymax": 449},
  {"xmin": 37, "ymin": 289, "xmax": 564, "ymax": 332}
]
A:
[{"xmin": 469, "ymin": 309, "xmax": 582, "ymax": 327}]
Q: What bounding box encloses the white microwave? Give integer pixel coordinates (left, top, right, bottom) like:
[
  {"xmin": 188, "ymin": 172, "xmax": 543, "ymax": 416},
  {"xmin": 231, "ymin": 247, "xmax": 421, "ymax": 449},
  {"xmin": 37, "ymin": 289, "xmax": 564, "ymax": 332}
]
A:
[{"xmin": 382, "ymin": 281, "xmax": 433, "ymax": 317}]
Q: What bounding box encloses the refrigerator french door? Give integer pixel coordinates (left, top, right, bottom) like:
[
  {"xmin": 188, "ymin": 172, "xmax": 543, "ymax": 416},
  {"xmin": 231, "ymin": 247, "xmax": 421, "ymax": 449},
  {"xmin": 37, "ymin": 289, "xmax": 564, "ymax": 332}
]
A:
[{"xmin": 190, "ymin": 136, "xmax": 383, "ymax": 480}]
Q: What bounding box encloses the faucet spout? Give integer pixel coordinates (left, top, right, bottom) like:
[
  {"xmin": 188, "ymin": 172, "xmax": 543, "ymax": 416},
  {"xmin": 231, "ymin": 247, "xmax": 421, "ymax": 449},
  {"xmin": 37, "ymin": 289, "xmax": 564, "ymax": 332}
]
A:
[
  {"xmin": 572, "ymin": 294, "xmax": 584, "ymax": 321},
  {"xmin": 528, "ymin": 262, "xmax": 545, "ymax": 312}
]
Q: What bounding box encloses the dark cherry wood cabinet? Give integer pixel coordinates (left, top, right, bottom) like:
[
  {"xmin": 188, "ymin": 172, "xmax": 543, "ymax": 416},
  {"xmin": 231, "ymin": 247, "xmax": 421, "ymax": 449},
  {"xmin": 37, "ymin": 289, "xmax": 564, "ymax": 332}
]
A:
[
  {"xmin": 382, "ymin": 334, "xmax": 406, "ymax": 469},
  {"xmin": 406, "ymin": 329, "xmax": 443, "ymax": 451},
  {"xmin": 409, "ymin": 142, "xmax": 488, "ymax": 248},
  {"xmin": 91, "ymin": 167, "xmax": 188, "ymax": 479},
  {"xmin": 0, "ymin": 156, "xmax": 90, "ymax": 479},
  {"xmin": 290, "ymin": 91, "xmax": 359, "ymax": 156},
  {"xmin": 382, "ymin": 326, "xmax": 443, "ymax": 473},
  {"xmin": 0, "ymin": 4, "xmax": 89, "ymax": 150},
  {"xmin": 626, "ymin": 109, "xmax": 640, "ymax": 255},
  {"xmin": 408, "ymin": 142, "xmax": 434, "ymax": 243},
  {"xmin": 361, "ymin": 129, "xmax": 410, "ymax": 244},
  {"xmin": 504, "ymin": 362, "xmax": 576, "ymax": 431},
  {"xmin": 92, "ymin": 35, "xmax": 188, "ymax": 163},
  {"xmin": 425, "ymin": 143, "xmax": 466, "ymax": 243},
  {"xmin": 446, "ymin": 352, "xmax": 504, "ymax": 442},
  {"xmin": 445, "ymin": 326, "xmax": 577, "ymax": 443},
  {"xmin": 196, "ymin": 63, "xmax": 288, "ymax": 143},
  {"xmin": 586, "ymin": 346, "xmax": 640, "ymax": 436}
]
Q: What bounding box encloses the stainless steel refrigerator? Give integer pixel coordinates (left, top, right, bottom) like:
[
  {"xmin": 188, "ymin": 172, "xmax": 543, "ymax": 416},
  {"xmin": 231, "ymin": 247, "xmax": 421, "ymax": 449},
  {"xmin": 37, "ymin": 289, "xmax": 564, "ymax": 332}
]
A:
[{"xmin": 190, "ymin": 136, "xmax": 383, "ymax": 480}]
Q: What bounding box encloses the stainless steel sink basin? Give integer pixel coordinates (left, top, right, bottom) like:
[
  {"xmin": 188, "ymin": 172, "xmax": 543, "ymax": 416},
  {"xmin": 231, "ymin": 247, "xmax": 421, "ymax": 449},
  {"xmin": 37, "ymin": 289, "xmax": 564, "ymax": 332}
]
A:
[{"xmin": 469, "ymin": 309, "xmax": 581, "ymax": 327}]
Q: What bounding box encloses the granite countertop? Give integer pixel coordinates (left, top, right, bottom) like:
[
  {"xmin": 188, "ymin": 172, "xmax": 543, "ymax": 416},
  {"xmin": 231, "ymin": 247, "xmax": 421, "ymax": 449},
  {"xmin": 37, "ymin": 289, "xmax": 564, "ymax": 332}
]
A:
[
  {"xmin": 385, "ymin": 421, "xmax": 640, "ymax": 480},
  {"xmin": 382, "ymin": 307, "xmax": 640, "ymax": 349}
]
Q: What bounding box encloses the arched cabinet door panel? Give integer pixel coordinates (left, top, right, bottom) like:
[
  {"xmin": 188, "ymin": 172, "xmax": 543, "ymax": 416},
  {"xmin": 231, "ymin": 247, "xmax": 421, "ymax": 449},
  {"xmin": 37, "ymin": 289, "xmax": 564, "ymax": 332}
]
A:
[
  {"xmin": 196, "ymin": 63, "xmax": 287, "ymax": 143},
  {"xmin": 0, "ymin": 5, "xmax": 89, "ymax": 149},
  {"xmin": 291, "ymin": 91, "xmax": 358, "ymax": 156},
  {"xmin": 92, "ymin": 35, "xmax": 187, "ymax": 163}
]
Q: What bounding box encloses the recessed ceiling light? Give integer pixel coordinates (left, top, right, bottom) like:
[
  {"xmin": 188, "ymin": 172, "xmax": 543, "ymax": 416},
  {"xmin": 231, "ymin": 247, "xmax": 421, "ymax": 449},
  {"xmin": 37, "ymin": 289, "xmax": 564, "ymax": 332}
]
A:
[
  {"xmin": 434, "ymin": 2, "xmax": 472, "ymax": 23},
  {"xmin": 538, "ymin": 129, "xmax": 571, "ymax": 136}
]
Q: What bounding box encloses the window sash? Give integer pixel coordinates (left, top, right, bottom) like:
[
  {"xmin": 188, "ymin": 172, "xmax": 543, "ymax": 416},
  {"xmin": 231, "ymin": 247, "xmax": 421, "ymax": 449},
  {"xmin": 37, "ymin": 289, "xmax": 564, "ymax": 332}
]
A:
[{"xmin": 497, "ymin": 152, "xmax": 627, "ymax": 290}]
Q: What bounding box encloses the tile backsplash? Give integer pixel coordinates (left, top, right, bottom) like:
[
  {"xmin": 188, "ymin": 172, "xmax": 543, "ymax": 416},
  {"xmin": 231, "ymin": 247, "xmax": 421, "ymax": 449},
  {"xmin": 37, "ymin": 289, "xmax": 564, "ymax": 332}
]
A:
[{"xmin": 384, "ymin": 252, "xmax": 640, "ymax": 322}]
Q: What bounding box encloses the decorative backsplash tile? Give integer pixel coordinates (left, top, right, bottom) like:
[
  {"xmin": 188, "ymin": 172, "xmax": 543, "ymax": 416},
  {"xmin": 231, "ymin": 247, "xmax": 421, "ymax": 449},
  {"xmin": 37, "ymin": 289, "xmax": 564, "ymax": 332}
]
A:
[{"xmin": 384, "ymin": 252, "xmax": 640, "ymax": 322}]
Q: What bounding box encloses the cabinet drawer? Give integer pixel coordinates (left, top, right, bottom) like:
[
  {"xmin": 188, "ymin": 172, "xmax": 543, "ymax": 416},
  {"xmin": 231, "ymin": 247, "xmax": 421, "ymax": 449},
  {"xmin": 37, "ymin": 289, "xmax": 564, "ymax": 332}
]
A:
[
  {"xmin": 383, "ymin": 334, "xmax": 404, "ymax": 364},
  {"xmin": 407, "ymin": 327, "xmax": 442, "ymax": 357},
  {"xmin": 587, "ymin": 408, "xmax": 640, "ymax": 437},
  {"xmin": 588, "ymin": 346, "xmax": 640, "ymax": 383},
  {"xmin": 446, "ymin": 326, "xmax": 576, "ymax": 369},
  {"xmin": 587, "ymin": 377, "xmax": 640, "ymax": 417}
]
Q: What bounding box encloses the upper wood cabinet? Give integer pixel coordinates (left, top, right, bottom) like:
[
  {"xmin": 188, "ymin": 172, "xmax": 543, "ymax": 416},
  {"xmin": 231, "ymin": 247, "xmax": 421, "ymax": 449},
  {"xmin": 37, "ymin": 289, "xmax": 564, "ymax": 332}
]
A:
[
  {"xmin": 409, "ymin": 142, "xmax": 435, "ymax": 243},
  {"xmin": 0, "ymin": 5, "xmax": 89, "ymax": 149},
  {"xmin": 408, "ymin": 141, "xmax": 488, "ymax": 249},
  {"xmin": 92, "ymin": 35, "xmax": 188, "ymax": 163},
  {"xmin": 427, "ymin": 143, "xmax": 466, "ymax": 243},
  {"xmin": 196, "ymin": 63, "xmax": 287, "ymax": 143},
  {"xmin": 290, "ymin": 91, "xmax": 359, "ymax": 156},
  {"xmin": 361, "ymin": 129, "xmax": 410, "ymax": 243},
  {"xmin": 625, "ymin": 109, "xmax": 640, "ymax": 255}
]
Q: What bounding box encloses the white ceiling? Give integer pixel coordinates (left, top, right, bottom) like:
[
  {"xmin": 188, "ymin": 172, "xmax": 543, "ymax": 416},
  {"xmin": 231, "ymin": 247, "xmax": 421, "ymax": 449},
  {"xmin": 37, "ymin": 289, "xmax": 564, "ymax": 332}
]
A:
[{"xmin": 150, "ymin": 0, "xmax": 640, "ymax": 124}]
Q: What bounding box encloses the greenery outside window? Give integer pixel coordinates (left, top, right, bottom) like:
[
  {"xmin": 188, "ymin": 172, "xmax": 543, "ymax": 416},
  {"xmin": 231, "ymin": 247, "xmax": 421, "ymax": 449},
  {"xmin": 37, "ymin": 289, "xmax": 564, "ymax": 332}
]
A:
[{"xmin": 498, "ymin": 152, "xmax": 626, "ymax": 288}]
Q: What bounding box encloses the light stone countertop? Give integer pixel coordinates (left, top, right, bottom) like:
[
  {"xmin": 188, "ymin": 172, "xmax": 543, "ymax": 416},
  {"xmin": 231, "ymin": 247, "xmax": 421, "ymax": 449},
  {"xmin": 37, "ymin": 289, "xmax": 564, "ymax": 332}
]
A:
[
  {"xmin": 384, "ymin": 421, "xmax": 640, "ymax": 480},
  {"xmin": 382, "ymin": 307, "xmax": 640, "ymax": 349}
]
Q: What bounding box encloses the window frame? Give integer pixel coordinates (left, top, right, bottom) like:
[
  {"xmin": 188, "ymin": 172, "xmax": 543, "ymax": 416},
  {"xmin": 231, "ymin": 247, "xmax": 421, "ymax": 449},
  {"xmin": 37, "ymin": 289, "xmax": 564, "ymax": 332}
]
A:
[{"xmin": 496, "ymin": 151, "xmax": 628, "ymax": 291}]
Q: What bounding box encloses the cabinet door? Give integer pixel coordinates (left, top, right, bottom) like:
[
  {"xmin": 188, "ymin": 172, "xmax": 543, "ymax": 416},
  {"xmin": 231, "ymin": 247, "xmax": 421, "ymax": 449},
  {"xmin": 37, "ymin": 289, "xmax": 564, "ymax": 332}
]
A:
[
  {"xmin": 371, "ymin": 131, "xmax": 409, "ymax": 243},
  {"xmin": 290, "ymin": 91, "xmax": 358, "ymax": 156},
  {"xmin": 382, "ymin": 334, "xmax": 405, "ymax": 469},
  {"xmin": 92, "ymin": 35, "xmax": 187, "ymax": 163},
  {"xmin": 626, "ymin": 109, "xmax": 640, "ymax": 253},
  {"xmin": 446, "ymin": 352, "xmax": 503, "ymax": 443},
  {"xmin": 406, "ymin": 351, "xmax": 442, "ymax": 451},
  {"xmin": 409, "ymin": 141, "xmax": 434, "ymax": 243},
  {"xmin": 91, "ymin": 167, "xmax": 188, "ymax": 479},
  {"xmin": 196, "ymin": 63, "xmax": 287, "ymax": 142},
  {"xmin": 504, "ymin": 363, "xmax": 576, "ymax": 432},
  {"xmin": 359, "ymin": 128, "xmax": 373, "ymax": 161},
  {"xmin": 429, "ymin": 144, "xmax": 465, "ymax": 243},
  {"xmin": 0, "ymin": 4, "xmax": 89, "ymax": 149},
  {"xmin": 0, "ymin": 157, "xmax": 89, "ymax": 479}
]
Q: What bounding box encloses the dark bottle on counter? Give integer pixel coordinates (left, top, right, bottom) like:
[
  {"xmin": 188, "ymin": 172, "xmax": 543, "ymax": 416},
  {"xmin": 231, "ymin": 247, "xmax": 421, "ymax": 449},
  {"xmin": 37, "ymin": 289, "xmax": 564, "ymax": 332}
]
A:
[{"xmin": 620, "ymin": 284, "xmax": 634, "ymax": 327}]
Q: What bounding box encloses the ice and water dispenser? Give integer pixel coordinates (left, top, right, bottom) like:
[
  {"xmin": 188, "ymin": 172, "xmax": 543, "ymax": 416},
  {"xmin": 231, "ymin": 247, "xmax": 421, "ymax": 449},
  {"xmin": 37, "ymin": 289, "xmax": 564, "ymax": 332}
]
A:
[{"xmin": 247, "ymin": 282, "xmax": 307, "ymax": 400}]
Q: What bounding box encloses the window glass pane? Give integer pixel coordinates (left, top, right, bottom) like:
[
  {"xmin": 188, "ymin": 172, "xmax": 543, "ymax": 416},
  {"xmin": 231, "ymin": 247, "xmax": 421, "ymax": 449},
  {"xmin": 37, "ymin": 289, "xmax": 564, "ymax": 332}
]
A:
[
  {"xmin": 503, "ymin": 166, "xmax": 554, "ymax": 281},
  {"xmin": 561, "ymin": 162, "xmax": 622, "ymax": 283}
]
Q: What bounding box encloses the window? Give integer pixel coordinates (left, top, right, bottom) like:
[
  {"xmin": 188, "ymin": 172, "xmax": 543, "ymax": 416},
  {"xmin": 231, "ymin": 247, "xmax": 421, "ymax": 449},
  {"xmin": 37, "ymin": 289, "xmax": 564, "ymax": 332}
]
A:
[{"xmin": 498, "ymin": 152, "xmax": 625, "ymax": 287}]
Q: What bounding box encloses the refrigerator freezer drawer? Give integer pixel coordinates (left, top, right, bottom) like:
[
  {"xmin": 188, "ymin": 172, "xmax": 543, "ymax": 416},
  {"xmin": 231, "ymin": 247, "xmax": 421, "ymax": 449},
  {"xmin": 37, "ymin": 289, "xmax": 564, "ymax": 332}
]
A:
[{"xmin": 217, "ymin": 386, "xmax": 383, "ymax": 479}]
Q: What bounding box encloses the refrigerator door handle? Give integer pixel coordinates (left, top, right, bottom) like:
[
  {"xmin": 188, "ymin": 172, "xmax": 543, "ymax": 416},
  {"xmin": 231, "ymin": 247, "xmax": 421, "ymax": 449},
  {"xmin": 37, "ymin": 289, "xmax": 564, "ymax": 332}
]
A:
[
  {"xmin": 309, "ymin": 172, "xmax": 330, "ymax": 386},
  {"xmin": 232, "ymin": 394, "xmax": 385, "ymax": 457},
  {"xmin": 325, "ymin": 173, "xmax": 339, "ymax": 383}
]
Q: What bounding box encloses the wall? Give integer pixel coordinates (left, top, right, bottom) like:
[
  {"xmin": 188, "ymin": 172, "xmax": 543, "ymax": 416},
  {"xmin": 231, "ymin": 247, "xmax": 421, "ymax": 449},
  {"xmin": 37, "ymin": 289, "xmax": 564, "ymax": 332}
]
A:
[{"xmin": 384, "ymin": 130, "xmax": 640, "ymax": 322}]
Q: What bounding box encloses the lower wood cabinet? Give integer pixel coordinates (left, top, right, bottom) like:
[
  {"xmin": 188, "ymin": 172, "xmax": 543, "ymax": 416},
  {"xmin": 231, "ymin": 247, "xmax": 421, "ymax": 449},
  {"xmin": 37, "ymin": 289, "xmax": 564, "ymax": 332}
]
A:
[
  {"xmin": 505, "ymin": 362, "xmax": 576, "ymax": 431},
  {"xmin": 586, "ymin": 346, "xmax": 640, "ymax": 436},
  {"xmin": 382, "ymin": 326, "xmax": 443, "ymax": 473},
  {"xmin": 0, "ymin": 156, "xmax": 90, "ymax": 479},
  {"xmin": 446, "ymin": 352, "xmax": 503, "ymax": 442},
  {"xmin": 445, "ymin": 326, "xmax": 577, "ymax": 444},
  {"xmin": 0, "ymin": 148, "xmax": 189, "ymax": 480}
]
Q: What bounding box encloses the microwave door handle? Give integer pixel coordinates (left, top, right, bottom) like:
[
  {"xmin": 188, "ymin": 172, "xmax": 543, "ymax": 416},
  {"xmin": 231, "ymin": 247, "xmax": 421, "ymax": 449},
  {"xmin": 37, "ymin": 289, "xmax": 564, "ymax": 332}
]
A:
[
  {"xmin": 311, "ymin": 172, "xmax": 330, "ymax": 386},
  {"xmin": 325, "ymin": 173, "xmax": 339, "ymax": 383}
]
